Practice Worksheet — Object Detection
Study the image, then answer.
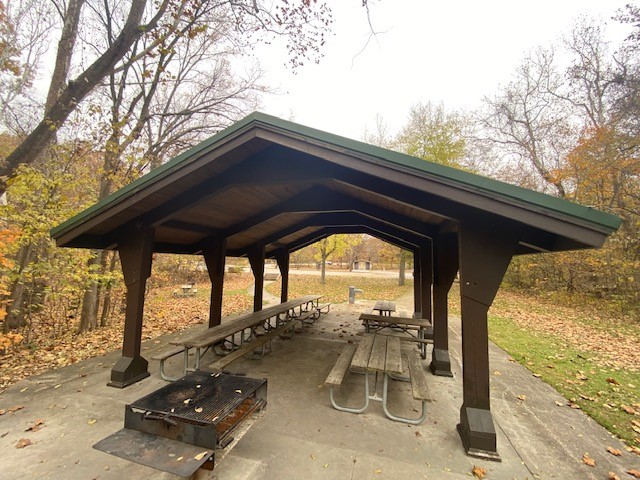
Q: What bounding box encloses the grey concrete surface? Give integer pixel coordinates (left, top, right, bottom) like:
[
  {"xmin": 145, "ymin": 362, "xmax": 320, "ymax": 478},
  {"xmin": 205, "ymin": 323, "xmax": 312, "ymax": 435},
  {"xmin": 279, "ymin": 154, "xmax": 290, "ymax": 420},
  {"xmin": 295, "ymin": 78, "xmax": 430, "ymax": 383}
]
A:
[{"xmin": 0, "ymin": 299, "xmax": 637, "ymax": 479}]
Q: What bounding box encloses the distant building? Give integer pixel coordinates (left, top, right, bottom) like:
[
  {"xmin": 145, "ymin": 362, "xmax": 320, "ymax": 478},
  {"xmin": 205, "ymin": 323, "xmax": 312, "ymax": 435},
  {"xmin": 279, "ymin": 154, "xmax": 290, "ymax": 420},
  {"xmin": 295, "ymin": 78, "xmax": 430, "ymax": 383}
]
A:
[{"xmin": 352, "ymin": 259, "xmax": 372, "ymax": 271}]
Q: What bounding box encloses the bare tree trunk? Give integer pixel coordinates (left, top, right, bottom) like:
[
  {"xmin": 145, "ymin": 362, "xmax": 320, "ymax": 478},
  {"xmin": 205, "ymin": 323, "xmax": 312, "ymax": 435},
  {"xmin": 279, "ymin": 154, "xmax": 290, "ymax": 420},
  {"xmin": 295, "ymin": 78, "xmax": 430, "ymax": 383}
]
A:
[
  {"xmin": 78, "ymin": 251, "xmax": 101, "ymax": 333},
  {"xmin": 399, "ymin": 252, "xmax": 406, "ymax": 286},
  {"xmin": 320, "ymin": 257, "xmax": 327, "ymax": 284},
  {"xmin": 0, "ymin": 0, "xmax": 150, "ymax": 194},
  {"xmin": 99, "ymin": 252, "xmax": 118, "ymax": 327},
  {"xmin": 45, "ymin": 0, "xmax": 84, "ymax": 113},
  {"xmin": 4, "ymin": 243, "xmax": 37, "ymax": 331}
]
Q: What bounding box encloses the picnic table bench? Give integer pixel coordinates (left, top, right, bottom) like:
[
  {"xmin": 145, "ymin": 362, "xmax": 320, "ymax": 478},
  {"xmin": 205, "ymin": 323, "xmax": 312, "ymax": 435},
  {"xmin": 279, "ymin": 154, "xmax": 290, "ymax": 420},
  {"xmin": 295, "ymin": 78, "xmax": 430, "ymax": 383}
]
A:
[
  {"xmin": 325, "ymin": 333, "xmax": 431, "ymax": 425},
  {"xmin": 153, "ymin": 295, "xmax": 322, "ymax": 381},
  {"xmin": 359, "ymin": 313, "xmax": 433, "ymax": 358}
]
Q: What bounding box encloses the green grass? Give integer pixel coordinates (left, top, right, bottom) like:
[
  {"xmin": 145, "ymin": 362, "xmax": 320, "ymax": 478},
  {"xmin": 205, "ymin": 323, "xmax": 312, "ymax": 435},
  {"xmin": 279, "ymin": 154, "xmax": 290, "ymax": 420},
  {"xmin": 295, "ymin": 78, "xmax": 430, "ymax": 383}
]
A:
[
  {"xmin": 266, "ymin": 273, "xmax": 413, "ymax": 305},
  {"xmin": 489, "ymin": 314, "xmax": 640, "ymax": 447}
]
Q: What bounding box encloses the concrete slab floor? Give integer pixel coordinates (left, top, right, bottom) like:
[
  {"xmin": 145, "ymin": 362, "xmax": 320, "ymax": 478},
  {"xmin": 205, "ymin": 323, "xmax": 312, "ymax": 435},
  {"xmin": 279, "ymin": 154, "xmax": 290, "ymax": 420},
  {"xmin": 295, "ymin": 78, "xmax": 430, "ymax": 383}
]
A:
[{"xmin": 0, "ymin": 301, "xmax": 636, "ymax": 479}]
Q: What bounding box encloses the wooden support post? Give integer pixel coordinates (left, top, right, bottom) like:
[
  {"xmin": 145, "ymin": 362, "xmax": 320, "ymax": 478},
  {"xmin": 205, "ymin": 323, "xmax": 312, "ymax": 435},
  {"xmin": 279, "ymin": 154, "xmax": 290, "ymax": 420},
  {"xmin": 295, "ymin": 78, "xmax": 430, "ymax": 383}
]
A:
[
  {"xmin": 108, "ymin": 226, "xmax": 154, "ymax": 388},
  {"xmin": 419, "ymin": 240, "xmax": 432, "ymax": 323},
  {"xmin": 456, "ymin": 219, "xmax": 518, "ymax": 461},
  {"xmin": 413, "ymin": 250, "xmax": 421, "ymax": 317},
  {"xmin": 248, "ymin": 244, "xmax": 265, "ymax": 312},
  {"xmin": 203, "ymin": 237, "xmax": 226, "ymax": 328},
  {"xmin": 275, "ymin": 248, "xmax": 289, "ymax": 303},
  {"xmin": 430, "ymin": 231, "xmax": 458, "ymax": 377}
]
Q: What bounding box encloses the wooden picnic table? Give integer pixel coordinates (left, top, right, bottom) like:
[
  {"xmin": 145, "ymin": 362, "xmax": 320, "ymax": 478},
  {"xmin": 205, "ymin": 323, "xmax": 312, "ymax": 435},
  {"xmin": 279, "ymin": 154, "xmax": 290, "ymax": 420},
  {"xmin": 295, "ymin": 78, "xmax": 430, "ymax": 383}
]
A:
[
  {"xmin": 155, "ymin": 295, "xmax": 322, "ymax": 380},
  {"xmin": 359, "ymin": 313, "xmax": 433, "ymax": 358},
  {"xmin": 176, "ymin": 284, "xmax": 197, "ymax": 297},
  {"xmin": 325, "ymin": 333, "xmax": 430, "ymax": 425},
  {"xmin": 373, "ymin": 300, "xmax": 396, "ymax": 316}
]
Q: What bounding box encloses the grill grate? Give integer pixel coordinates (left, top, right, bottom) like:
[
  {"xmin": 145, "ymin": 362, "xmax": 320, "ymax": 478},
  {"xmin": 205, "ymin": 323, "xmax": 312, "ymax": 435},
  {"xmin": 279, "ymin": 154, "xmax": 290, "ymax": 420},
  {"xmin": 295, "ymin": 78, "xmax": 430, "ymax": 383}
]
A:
[{"xmin": 130, "ymin": 371, "xmax": 265, "ymax": 425}]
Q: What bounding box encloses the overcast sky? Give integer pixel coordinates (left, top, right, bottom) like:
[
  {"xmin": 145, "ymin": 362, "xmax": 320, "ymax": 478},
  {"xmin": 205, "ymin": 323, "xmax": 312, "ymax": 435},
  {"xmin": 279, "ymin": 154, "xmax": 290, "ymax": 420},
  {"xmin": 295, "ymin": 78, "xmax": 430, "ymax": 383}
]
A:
[{"xmin": 256, "ymin": 0, "xmax": 632, "ymax": 140}]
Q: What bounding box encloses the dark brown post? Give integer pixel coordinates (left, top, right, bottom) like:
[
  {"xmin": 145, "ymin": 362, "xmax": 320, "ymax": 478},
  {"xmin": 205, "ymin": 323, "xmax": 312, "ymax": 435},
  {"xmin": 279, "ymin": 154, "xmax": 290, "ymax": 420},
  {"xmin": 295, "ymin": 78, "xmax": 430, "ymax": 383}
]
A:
[
  {"xmin": 413, "ymin": 250, "xmax": 421, "ymax": 317},
  {"xmin": 430, "ymin": 231, "xmax": 458, "ymax": 377},
  {"xmin": 275, "ymin": 248, "xmax": 289, "ymax": 303},
  {"xmin": 457, "ymin": 219, "xmax": 518, "ymax": 460},
  {"xmin": 203, "ymin": 237, "xmax": 226, "ymax": 328},
  {"xmin": 248, "ymin": 244, "xmax": 265, "ymax": 312},
  {"xmin": 419, "ymin": 240, "xmax": 432, "ymax": 322},
  {"xmin": 108, "ymin": 226, "xmax": 154, "ymax": 388}
]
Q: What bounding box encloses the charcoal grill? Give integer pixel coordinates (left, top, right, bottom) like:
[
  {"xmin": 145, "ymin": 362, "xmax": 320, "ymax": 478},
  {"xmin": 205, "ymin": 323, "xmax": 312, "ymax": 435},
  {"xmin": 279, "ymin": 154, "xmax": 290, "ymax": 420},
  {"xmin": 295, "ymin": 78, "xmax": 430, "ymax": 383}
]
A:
[{"xmin": 94, "ymin": 371, "xmax": 267, "ymax": 477}]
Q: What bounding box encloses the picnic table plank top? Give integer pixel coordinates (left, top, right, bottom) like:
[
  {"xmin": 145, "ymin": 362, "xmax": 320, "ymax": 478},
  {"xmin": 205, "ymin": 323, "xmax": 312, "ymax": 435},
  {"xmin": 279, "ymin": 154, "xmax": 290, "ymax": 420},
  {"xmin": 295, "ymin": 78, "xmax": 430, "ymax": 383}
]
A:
[
  {"xmin": 170, "ymin": 295, "xmax": 322, "ymax": 348},
  {"xmin": 368, "ymin": 334, "xmax": 388, "ymax": 372},
  {"xmin": 384, "ymin": 336, "xmax": 403, "ymax": 374},
  {"xmin": 373, "ymin": 300, "xmax": 396, "ymax": 312},
  {"xmin": 351, "ymin": 334, "xmax": 375, "ymax": 370},
  {"xmin": 351, "ymin": 333, "xmax": 404, "ymax": 375}
]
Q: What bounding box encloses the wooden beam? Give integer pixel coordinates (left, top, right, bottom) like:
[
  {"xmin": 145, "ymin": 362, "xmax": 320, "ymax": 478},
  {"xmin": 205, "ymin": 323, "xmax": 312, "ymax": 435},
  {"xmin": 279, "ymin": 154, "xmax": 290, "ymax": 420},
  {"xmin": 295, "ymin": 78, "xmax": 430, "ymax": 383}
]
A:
[
  {"xmin": 261, "ymin": 225, "xmax": 419, "ymax": 258},
  {"xmin": 419, "ymin": 239, "xmax": 433, "ymax": 324},
  {"xmin": 108, "ymin": 225, "xmax": 154, "ymax": 388},
  {"xmin": 456, "ymin": 218, "xmax": 520, "ymax": 460},
  {"xmin": 115, "ymin": 149, "xmax": 336, "ymax": 241},
  {"xmin": 203, "ymin": 237, "xmax": 226, "ymax": 327},
  {"xmin": 255, "ymin": 128, "xmax": 612, "ymax": 248},
  {"xmin": 413, "ymin": 250, "xmax": 421, "ymax": 315},
  {"xmin": 431, "ymin": 230, "xmax": 458, "ymax": 377},
  {"xmin": 230, "ymin": 211, "xmax": 429, "ymax": 255},
  {"xmin": 274, "ymin": 248, "xmax": 289, "ymax": 303},
  {"xmin": 221, "ymin": 185, "xmax": 438, "ymax": 242},
  {"xmin": 247, "ymin": 244, "xmax": 265, "ymax": 312}
]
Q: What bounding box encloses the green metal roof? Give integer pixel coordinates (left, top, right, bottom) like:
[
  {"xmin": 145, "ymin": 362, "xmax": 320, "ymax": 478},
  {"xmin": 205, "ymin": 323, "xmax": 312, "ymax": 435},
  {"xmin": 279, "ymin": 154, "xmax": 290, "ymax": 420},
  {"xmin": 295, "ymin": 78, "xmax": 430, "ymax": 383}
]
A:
[{"xmin": 51, "ymin": 111, "xmax": 621, "ymax": 240}]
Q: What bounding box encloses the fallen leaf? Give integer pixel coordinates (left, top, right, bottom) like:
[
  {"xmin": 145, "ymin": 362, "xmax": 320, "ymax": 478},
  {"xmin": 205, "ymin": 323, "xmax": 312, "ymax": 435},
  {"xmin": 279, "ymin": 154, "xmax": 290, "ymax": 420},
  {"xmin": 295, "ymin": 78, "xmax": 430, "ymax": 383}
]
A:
[
  {"xmin": 176, "ymin": 456, "xmax": 183, "ymax": 461},
  {"xmin": 310, "ymin": 454, "xmax": 316, "ymax": 460},
  {"xmin": 606, "ymin": 446, "xmax": 622, "ymax": 456},
  {"xmin": 582, "ymin": 453, "xmax": 596, "ymax": 466},
  {"xmin": 374, "ymin": 469, "xmax": 382, "ymax": 474},
  {"xmin": 194, "ymin": 451, "xmax": 208, "ymax": 461},
  {"xmin": 25, "ymin": 419, "xmax": 44, "ymax": 432},
  {"xmin": 0, "ymin": 405, "xmax": 24, "ymax": 415},
  {"xmin": 472, "ymin": 465, "xmax": 487, "ymax": 478},
  {"xmin": 627, "ymin": 469, "xmax": 640, "ymax": 478},
  {"xmin": 15, "ymin": 438, "xmax": 32, "ymax": 448},
  {"xmin": 517, "ymin": 394, "xmax": 526, "ymax": 401},
  {"xmin": 87, "ymin": 419, "xmax": 97, "ymax": 425},
  {"xmin": 608, "ymin": 472, "xmax": 620, "ymax": 480},
  {"xmin": 323, "ymin": 463, "xmax": 329, "ymax": 468},
  {"xmin": 555, "ymin": 400, "xmax": 564, "ymax": 407},
  {"xmin": 532, "ymin": 373, "xmax": 541, "ymax": 378},
  {"xmin": 194, "ymin": 407, "xmax": 203, "ymax": 413},
  {"xmin": 621, "ymin": 405, "xmax": 638, "ymax": 415},
  {"xmin": 415, "ymin": 431, "xmax": 422, "ymax": 437},
  {"xmin": 606, "ymin": 377, "xmax": 620, "ymax": 385},
  {"xmin": 53, "ymin": 384, "xmax": 61, "ymax": 389},
  {"xmin": 569, "ymin": 402, "xmax": 581, "ymax": 410},
  {"xmin": 183, "ymin": 398, "xmax": 191, "ymax": 404}
]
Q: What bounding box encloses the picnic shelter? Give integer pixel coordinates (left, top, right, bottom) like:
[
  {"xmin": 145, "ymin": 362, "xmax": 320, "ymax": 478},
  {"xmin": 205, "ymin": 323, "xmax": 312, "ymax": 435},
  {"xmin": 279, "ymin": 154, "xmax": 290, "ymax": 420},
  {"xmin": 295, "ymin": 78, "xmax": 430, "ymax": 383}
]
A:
[{"xmin": 50, "ymin": 112, "xmax": 620, "ymax": 459}]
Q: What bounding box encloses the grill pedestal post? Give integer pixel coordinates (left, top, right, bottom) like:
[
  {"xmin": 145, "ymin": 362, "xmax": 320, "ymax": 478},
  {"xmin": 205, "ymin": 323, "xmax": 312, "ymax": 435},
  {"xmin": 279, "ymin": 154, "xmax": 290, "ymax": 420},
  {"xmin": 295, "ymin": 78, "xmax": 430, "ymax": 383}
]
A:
[{"xmin": 108, "ymin": 355, "xmax": 150, "ymax": 388}]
